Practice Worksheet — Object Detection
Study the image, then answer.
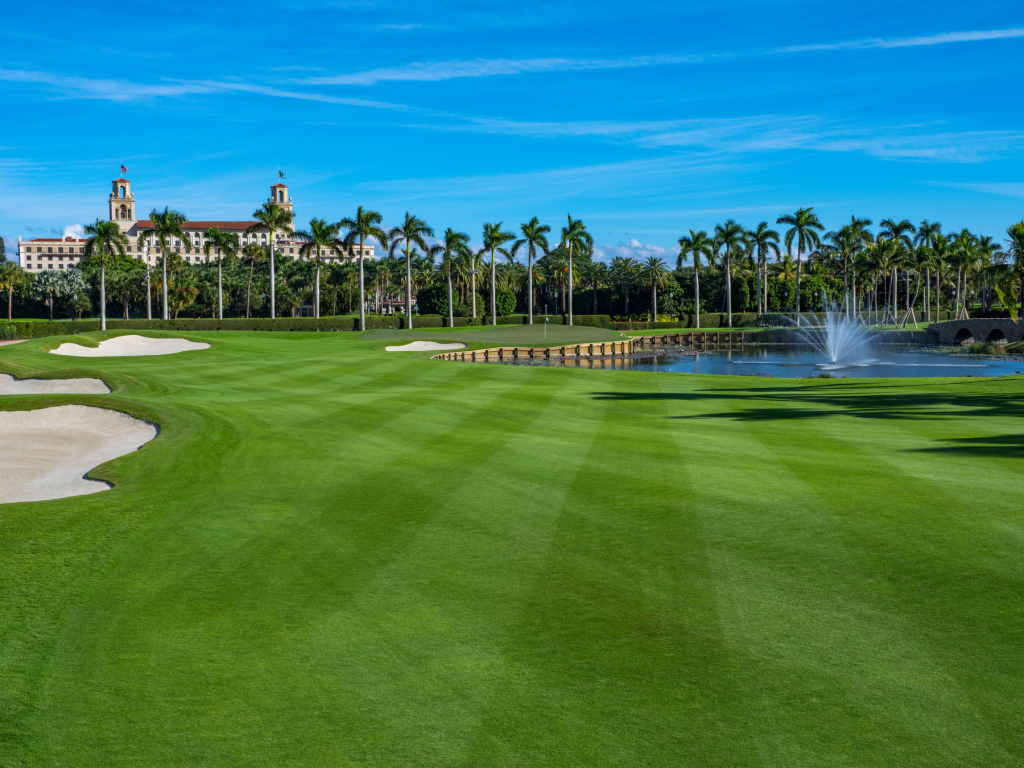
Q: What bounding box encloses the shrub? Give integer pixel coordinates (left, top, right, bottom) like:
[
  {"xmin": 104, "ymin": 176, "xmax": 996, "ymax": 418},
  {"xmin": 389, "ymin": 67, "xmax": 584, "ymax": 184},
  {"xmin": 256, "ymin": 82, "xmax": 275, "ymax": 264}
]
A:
[{"xmin": 0, "ymin": 323, "xmax": 17, "ymax": 340}]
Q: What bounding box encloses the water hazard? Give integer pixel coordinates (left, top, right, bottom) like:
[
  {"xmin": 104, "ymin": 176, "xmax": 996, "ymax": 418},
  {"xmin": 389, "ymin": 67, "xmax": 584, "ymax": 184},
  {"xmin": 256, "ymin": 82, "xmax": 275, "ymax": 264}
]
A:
[{"xmin": 526, "ymin": 345, "xmax": 1024, "ymax": 379}]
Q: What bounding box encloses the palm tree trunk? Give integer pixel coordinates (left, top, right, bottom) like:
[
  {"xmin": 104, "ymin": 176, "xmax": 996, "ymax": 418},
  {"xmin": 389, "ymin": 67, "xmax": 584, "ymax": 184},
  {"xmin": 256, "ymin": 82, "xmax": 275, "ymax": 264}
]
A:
[
  {"xmin": 726, "ymin": 251, "xmax": 732, "ymax": 328},
  {"xmin": 268, "ymin": 237, "xmax": 276, "ymax": 320},
  {"xmin": 490, "ymin": 250, "xmax": 497, "ymax": 325},
  {"xmin": 246, "ymin": 259, "xmax": 254, "ymax": 318},
  {"xmin": 795, "ymin": 248, "xmax": 801, "ymax": 327},
  {"xmin": 162, "ymin": 252, "xmax": 169, "ymax": 321},
  {"xmin": 844, "ymin": 257, "xmax": 850, "ymax": 319},
  {"xmin": 48, "ymin": 292, "xmax": 53, "ymax": 321},
  {"xmin": 314, "ymin": 259, "xmax": 321, "ymax": 319},
  {"xmin": 652, "ymin": 283, "xmax": 657, "ymax": 319},
  {"xmin": 217, "ymin": 255, "xmax": 223, "ymax": 320},
  {"xmin": 756, "ymin": 256, "xmax": 762, "ymax": 315},
  {"xmin": 447, "ymin": 273, "xmax": 454, "ymax": 328},
  {"xmin": 471, "ymin": 271, "xmax": 477, "ymax": 318},
  {"xmin": 694, "ymin": 268, "xmax": 700, "ymax": 329},
  {"xmin": 528, "ymin": 250, "xmax": 534, "ymax": 323},
  {"xmin": 568, "ymin": 245, "xmax": 574, "ymax": 326},
  {"xmin": 358, "ymin": 236, "xmax": 366, "ymax": 331},
  {"xmin": 124, "ymin": 295, "xmax": 129, "ymax": 321},
  {"xmin": 100, "ymin": 248, "xmax": 107, "ymax": 331},
  {"xmin": 925, "ymin": 268, "xmax": 930, "ymax": 321},
  {"xmin": 592, "ymin": 281, "xmax": 598, "ymax": 314},
  {"xmin": 405, "ymin": 246, "xmax": 413, "ymax": 329},
  {"xmin": 955, "ymin": 267, "xmax": 961, "ymax": 320},
  {"xmin": 624, "ymin": 283, "xmax": 629, "ymax": 315},
  {"xmin": 7, "ymin": 286, "xmax": 12, "ymax": 322},
  {"xmin": 936, "ymin": 268, "xmax": 940, "ymax": 321}
]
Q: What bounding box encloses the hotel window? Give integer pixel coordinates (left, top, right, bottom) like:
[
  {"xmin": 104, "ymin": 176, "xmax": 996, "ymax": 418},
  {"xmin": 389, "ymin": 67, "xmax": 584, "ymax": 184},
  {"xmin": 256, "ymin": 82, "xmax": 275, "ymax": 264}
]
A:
[
  {"xmin": 48, "ymin": 247, "xmax": 53, "ymax": 253},
  {"xmin": 174, "ymin": 248, "xmax": 180, "ymax": 253},
  {"xmin": 58, "ymin": 247, "xmax": 63, "ymax": 253},
  {"xmin": 289, "ymin": 248, "xmax": 294, "ymax": 253},
  {"xmin": 175, "ymin": 240, "xmax": 181, "ymax": 246}
]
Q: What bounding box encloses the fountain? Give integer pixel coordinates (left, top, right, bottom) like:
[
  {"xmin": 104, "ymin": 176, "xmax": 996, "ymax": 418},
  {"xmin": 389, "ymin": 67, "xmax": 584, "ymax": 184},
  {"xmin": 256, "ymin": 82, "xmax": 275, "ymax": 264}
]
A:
[{"xmin": 791, "ymin": 299, "xmax": 878, "ymax": 369}]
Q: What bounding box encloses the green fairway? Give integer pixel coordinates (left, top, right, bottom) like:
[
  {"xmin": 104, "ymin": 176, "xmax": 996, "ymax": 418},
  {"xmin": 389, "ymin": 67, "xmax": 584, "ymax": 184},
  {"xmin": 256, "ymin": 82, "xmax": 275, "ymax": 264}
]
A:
[{"xmin": 1, "ymin": 330, "xmax": 1023, "ymax": 767}]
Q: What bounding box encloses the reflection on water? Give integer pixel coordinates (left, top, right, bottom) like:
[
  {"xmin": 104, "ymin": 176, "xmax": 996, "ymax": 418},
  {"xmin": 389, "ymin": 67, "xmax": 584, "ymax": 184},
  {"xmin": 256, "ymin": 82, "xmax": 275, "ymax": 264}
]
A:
[{"xmin": 528, "ymin": 345, "xmax": 1024, "ymax": 378}]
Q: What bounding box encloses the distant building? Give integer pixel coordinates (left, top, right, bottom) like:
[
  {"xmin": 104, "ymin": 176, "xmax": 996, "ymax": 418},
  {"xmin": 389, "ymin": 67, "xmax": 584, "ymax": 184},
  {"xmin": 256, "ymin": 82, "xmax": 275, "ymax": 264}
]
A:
[{"xmin": 18, "ymin": 178, "xmax": 374, "ymax": 271}]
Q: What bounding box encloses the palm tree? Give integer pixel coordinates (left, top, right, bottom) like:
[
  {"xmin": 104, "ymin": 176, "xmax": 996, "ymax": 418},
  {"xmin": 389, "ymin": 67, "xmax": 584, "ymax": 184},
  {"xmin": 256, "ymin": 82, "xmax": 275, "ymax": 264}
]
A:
[
  {"xmin": 481, "ymin": 222, "xmax": 516, "ymax": 324},
  {"xmin": 248, "ymin": 201, "xmax": 294, "ymax": 320},
  {"xmin": 510, "ymin": 217, "xmax": 551, "ymax": 323},
  {"xmin": 388, "ymin": 213, "xmax": 434, "ymax": 328},
  {"xmin": 338, "ymin": 207, "xmax": 388, "ymax": 330},
  {"xmin": 776, "ymin": 207, "xmax": 824, "ymax": 326},
  {"xmin": 83, "ymin": 219, "xmax": 130, "ymax": 331},
  {"xmin": 559, "ymin": 216, "xmax": 593, "ymax": 326},
  {"xmin": 915, "ymin": 220, "xmax": 942, "ymax": 321},
  {"xmin": 295, "ymin": 218, "xmax": 340, "ymax": 319},
  {"xmin": 610, "ymin": 256, "xmax": 639, "ymax": 316},
  {"xmin": 438, "ymin": 229, "xmax": 471, "ymax": 327},
  {"xmin": 137, "ymin": 207, "xmax": 191, "ymax": 321},
  {"xmin": 0, "ymin": 262, "xmax": 26, "ymax": 322},
  {"xmin": 745, "ymin": 222, "xmax": 780, "ymax": 314},
  {"xmin": 713, "ymin": 220, "xmax": 744, "ymax": 327},
  {"xmin": 202, "ymin": 227, "xmax": 239, "ymax": 320},
  {"xmin": 642, "ymin": 256, "xmax": 671, "ymax": 320},
  {"xmin": 581, "ymin": 258, "xmax": 609, "ymax": 314},
  {"xmin": 678, "ymin": 230, "xmax": 713, "ymax": 328},
  {"xmin": 242, "ymin": 242, "xmax": 267, "ymax": 318}
]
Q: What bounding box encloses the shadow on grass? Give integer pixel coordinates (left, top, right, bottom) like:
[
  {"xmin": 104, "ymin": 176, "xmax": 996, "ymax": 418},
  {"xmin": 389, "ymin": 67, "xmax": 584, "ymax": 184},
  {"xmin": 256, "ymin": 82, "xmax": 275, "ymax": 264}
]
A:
[
  {"xmin": 912, "ymin": 434, "xmax": 1024, "ymax": 458},
  {"xmin": 589, "ymin": 384, "xmax": 1024, "ymax": 423}
]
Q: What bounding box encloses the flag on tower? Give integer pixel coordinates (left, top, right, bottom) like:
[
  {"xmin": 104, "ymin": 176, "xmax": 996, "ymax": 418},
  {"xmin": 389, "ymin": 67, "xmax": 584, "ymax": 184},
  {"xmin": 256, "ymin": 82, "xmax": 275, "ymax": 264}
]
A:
[
  {"xmin": 278, "ymin": 169, "xmax": 286, "ymax": 180},
  {"xmin": 121, "ymin": 164, "xmax": 128, "ymax": 174}
]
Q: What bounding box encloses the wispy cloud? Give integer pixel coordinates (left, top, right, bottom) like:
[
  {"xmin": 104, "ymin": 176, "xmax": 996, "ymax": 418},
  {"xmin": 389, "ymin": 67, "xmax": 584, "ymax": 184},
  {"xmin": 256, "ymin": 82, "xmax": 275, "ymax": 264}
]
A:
[
  {"xmin": 297, "ymin": 26, "xmax": 1024, "ymax": 86},
  {"xmin": 778, "ymin": 27, "xmax": 1024, "ymax": 53},
  {"xmin": 925, "ymin": 181, "xmax": 1024, "ymax": 199},
  {"xmin": 0, "ymin": 67, "xmax": 216, "ymax": 101},
  {"xmin": 297, "ymin": 54, "xmax": 703, "ymax": 86}
]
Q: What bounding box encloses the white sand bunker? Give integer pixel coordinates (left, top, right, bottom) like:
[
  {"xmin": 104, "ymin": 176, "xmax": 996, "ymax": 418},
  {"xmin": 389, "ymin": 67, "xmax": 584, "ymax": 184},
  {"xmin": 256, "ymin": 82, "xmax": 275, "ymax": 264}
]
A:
[
  {"xmin": 0, "ymin": 405, "xmax": 157, "ymax": 504},
  {"xmin": 51, "ymin": 335, "xmax": 210, "ymax": 357},
  {"xmin": 0, "ymin": 373, "xmax": 110, "ymax": 395},
  {"xmin": 385, "ymin": 341, "xmax": 466, "ymax": 352}
]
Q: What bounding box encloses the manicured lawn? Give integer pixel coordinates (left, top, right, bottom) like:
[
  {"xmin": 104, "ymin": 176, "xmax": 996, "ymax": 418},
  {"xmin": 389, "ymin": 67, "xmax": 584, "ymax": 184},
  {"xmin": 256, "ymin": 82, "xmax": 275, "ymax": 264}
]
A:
[
  {"xmin": 1, "ymin": 330, "xmax": 1023, "ymax": 767},
  {"xmin": 363, "ymin": 323, "xmax": 625, "ymax": 346}
]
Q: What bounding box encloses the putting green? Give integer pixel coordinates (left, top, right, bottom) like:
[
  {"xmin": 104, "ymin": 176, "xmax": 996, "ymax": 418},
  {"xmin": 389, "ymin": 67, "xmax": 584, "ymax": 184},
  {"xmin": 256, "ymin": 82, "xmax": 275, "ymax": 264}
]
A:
[{"xmin": 1, "ymin": 330, "xmax": 1022, "ymax": 767}]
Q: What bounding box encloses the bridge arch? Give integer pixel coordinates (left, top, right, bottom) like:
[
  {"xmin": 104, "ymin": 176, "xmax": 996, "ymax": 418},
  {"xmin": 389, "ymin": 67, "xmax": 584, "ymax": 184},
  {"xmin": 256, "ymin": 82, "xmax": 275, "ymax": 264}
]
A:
[
  {"xmin": 986, "ymin": 329, "xmax": 1008, "ymax": 344},
  {"xmin": 953, "ymin": 328, "xmax": 974, "ymax": 345}
]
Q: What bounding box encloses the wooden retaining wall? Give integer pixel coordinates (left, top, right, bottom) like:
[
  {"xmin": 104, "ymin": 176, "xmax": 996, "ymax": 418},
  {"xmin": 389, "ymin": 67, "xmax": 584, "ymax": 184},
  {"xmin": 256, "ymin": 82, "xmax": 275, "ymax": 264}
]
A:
[
  {"xmin": 632, "ymin": 331, "xmax": 754, "ymax": 348},
  {"xmin": 433, "ymin": 339, "xmax": 635, "ymax": 362}
]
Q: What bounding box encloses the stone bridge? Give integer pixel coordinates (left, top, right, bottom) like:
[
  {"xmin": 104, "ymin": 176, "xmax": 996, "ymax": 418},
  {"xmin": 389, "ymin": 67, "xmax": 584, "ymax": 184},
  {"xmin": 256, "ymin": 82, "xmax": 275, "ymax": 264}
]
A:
[{"xmin": 927, "ymin": 319, "xmax": 1024, "ymax": 345}]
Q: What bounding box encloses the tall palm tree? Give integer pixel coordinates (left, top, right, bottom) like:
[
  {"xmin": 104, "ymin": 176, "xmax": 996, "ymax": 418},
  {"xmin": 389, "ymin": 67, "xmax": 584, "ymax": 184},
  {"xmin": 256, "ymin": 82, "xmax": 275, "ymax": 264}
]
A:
[
  {"xmin": 481, "ymin": 222, "xmax": 516, "ymax": 324},
  {"xmin": 745, "ymin": 222, "xmax": 780, "ymax": 314},
  {"xmin": 83, "ymin": 219, "xmax": 130, "ymax": 331},
  {"xmin": 338, "ymin": 207, "xmax": 388, "ymax": 330},
  {"xmin": 438, "ymin": 228, "xmax": 471, "ymax": 327},
  {"xmin": 642, "ymin": 256, "xmax": 671, "ymax": 320},
  {"xmin": 248, "ymin": 201, "xmax": 294, "ymax": 320},
  {"xmin": 388, "ymin": 213, "xmax": 434, "ymax": 328},
  {"xmin": 714, "ymin": 219, "xmax": 744, "ymax": 327},
  {"xmin": 295, "ymin": 218, "xmax": 340, "ymax": 319},
  {"xmin": 202, "ymin": 227, "xmax": 239, "ymax": 320},
  {"xmin": 510, "ymin": 217, "xmax": 551, "ymax": 323},
  {"xmin": 776, "ymin": 207, "xmax": 824, "ymax": 326},
  {"xmin": 878, "ymin": 219, "xmax": 917, "ymax": 320},
  {"xmin": 581, "ymin": 258, "xmax": 609, "ymax": 314},
  {"xmin": 610, "ymin": 256, "xmax": 639, "ymax": 316},
  {"xmin": 0, "ymin": 262, "xmax": 27, "ymax": 322},
  {"xmin": 915, "ymin": 220, "xmax": 942, "ymax": 321},
  {"xmin": 137, "ymin": 207, "xmax": 189, "ymax": 321},
  {"xmin": 241, "ymin": 242, "xmax": 267, "ymax": 318},
  {"xmin": 678, "ymin": 229, "xmax": 713, "ymax": 329},
  {"xmin": 559, "ymin": 216, "xmax": 593, "ymax": 326}
]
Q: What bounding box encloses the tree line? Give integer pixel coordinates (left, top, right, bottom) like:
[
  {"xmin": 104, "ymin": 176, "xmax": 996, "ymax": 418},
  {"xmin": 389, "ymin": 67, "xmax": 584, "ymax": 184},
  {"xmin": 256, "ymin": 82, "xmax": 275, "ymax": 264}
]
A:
[{"xmin": 2, "ymin": 203, "xmax": 1023, "ymax": 328}]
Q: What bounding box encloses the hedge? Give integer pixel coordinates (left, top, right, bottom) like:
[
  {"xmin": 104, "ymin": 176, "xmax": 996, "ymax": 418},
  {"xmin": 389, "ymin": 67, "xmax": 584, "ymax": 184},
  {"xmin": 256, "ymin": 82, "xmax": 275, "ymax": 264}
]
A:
[{"xmin": 7, "ymin": 316, "xmax": 408, "ymax": 339}]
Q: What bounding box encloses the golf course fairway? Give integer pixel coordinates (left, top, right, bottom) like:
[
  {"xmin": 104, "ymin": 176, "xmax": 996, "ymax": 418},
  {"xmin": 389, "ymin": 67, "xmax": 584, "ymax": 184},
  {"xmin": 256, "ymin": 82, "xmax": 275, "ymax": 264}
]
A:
[{"xmin": 1, "ymin": 329, "xmax": 1022, "ymax": 767}]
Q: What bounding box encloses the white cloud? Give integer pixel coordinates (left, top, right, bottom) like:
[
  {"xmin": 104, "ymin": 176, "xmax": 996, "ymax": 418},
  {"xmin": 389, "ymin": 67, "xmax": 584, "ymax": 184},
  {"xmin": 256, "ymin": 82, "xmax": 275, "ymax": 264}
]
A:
[
  {"xmin": 295, "ymin": 26, "xmax": 1024, "ymax": 86},
  {"xmin": 594, "ymin": 239, "xmax": 675, "ymax": 264},
  {"xmin": 62, "ymin": 223, "xmax": 85, "ymax": 239}
]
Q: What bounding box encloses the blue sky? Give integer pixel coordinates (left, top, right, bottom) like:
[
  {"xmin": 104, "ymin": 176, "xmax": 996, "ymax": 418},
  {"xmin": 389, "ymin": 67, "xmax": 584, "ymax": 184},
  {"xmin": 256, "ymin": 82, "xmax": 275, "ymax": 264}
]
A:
[{"xmin": 2, "ymin": 0, "xmax": 1023, "ymax": 263}]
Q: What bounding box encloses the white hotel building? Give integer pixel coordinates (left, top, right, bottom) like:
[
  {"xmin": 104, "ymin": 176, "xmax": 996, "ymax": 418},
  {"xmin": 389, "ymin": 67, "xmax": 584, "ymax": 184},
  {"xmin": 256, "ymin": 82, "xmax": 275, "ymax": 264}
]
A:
[{"xmin": 18, "ymin": 178, "xmax": 375, "ymax": 271}]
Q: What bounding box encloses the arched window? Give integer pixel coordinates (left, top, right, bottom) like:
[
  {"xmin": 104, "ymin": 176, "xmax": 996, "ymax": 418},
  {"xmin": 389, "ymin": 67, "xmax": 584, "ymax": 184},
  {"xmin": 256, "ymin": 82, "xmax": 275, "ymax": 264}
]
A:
[
  {"xmin": 120, "ymin": 185, "xmax": 126, "ymax": 197},
  {"xmin": 278, "ymin": 190, "xmax": 284, "ymax": 202},
  {"xmin": 120, "ymin": 205, "xmax": 127, "ymax": 219}
]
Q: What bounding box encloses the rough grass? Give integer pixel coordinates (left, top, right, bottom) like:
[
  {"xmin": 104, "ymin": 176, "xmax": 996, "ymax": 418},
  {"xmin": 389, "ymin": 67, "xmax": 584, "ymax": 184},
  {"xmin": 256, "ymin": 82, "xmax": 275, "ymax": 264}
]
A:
[{"xmin": 1, "ymin": 331, "xmax": 1023, "ymax": 767}]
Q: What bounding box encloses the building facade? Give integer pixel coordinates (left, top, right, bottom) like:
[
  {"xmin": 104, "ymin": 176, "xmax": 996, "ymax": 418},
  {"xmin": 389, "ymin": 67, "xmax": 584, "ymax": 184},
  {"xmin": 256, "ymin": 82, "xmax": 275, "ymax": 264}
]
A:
[{"xmin": 18, "ymin": 178, "xmax": 374, "ymax": 271}]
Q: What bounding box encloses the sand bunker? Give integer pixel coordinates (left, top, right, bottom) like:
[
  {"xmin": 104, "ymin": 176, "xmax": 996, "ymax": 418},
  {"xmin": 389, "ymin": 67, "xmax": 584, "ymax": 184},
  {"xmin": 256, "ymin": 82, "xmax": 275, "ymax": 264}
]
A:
[
  {"xmin": 385, "ymin": 341, "xmax": 466, "ymax": 352},
  {"xmin": 0, "ymin": 405, "xmax": 157, "ymax": 504},
  {"xmin": 0, "ymin": 373, "xmax": 110, "ymax": 395},
  {"xmin": 51, "ymin": 334, "xmax": 210, "ymax": 357}
]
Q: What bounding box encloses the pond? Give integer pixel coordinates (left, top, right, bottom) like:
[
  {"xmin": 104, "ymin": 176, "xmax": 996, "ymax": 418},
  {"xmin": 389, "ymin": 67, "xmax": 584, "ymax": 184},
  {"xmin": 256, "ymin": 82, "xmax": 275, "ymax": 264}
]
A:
[{"xmin": 523, "ymin": 345, "xmax": 1024, "ymax": 378}]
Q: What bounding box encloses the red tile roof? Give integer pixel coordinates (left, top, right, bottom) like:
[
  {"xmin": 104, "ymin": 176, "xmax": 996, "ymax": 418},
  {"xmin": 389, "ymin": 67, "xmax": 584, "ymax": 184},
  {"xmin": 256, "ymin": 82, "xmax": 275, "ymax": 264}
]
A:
[
  {"xmin": 136, "ymin": 220, "xmax": 260, "ymax": 230},
  {"xmin": 25, "ymin": 237, "xmax": 86, "ymax": 242},
  {"xmin": 112, "ymin": 178, "xmax": 130, "ymax": 183}
]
